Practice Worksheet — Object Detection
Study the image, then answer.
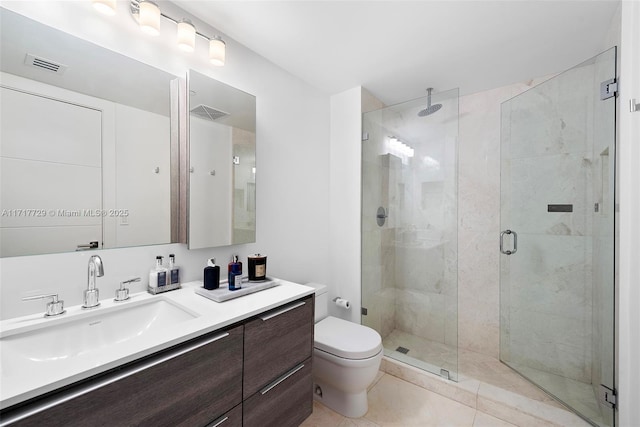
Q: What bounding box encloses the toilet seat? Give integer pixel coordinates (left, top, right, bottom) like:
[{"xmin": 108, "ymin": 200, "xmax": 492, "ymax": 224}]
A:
[{"xmin": 314, "ymin": 316, "xmax": 382, "ymax": 360}]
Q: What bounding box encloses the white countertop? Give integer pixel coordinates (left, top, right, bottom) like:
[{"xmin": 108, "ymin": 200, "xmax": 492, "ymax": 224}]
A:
[{"xmin": 0, "ymin": 279, "xmax": 315, "ymax": 410}]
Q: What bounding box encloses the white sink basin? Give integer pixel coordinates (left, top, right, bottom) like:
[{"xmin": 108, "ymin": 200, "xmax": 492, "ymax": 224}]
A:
[{"xmin": 1, "ymin": 298, "xmax": 198, "ymax": 366}]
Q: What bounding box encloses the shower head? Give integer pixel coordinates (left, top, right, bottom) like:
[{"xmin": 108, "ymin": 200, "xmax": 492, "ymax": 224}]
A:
[{"xmin": 418, "ymin": 88, "xmax": 442, "ymax": 117}]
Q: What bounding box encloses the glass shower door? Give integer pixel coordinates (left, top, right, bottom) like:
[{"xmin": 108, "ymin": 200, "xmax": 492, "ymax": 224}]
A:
[
  {"xmin": 500, "ymin": 48, "xmax": 616, "ymax": 426},
  {"xmin": 361, "ymin": 88, "xmax": 459, "ymax": 380}
]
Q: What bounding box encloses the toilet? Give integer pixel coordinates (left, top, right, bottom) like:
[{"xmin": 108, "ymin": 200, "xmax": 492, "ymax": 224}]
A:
[{"xmin": 309, "ymin": 283, "xmax": 383, "ymax": 418}]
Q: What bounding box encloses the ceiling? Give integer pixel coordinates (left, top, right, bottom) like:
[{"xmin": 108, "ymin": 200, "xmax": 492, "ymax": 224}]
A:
[{"xmin": 173, "ymin": 1, "xmax": 619, "ymax": 105}]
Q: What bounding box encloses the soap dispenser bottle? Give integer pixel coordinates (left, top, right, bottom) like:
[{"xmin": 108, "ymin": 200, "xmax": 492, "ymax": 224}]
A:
[
  {"xmin": 149, "ymin": 256, "xmax": 167, "ymax": 289},
  {"xmin": 204, "ymin": 258, "xmax": 220, "ymax": 290},
  {"xmin": 168, "ymin": 254, "xmax": 180, "ymax": 287},
  {"xmin": 228, "ymin": 255, "xmax": 243, "ymax": 291}
]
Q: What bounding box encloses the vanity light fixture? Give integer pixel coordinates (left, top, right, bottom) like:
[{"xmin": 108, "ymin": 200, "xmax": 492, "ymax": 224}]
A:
[
  {"xmin": 387, "ymin": 136, "xmax": 414, "ymax": 164},
  {"xmin": 137, "ymin": 0, "xmax": 161, "ymax": 36},
  {"xmin": 122, "ymin": 0, "xmax": 226, "ymax": 65},
  {"xmin": 209, "ymin": 36, "xmax": 226, "ymax": 66},
  {"xmin": 177, "ymin": 19, "xmax": 196, "ymax": 52},
  {"xmin": 92, "ymin": 0, "xmax": 116, "ymax": 16}
]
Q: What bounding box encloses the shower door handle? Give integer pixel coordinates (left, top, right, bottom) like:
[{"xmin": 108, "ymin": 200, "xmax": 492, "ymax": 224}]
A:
[{"xmin": 500, "ymin": 230, "xmax": 518, "ymax": 255}]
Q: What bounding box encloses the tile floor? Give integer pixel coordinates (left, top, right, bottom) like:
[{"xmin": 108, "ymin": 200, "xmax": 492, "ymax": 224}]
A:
[
  {"xmin": 301, "ymin": 356, "xmax": 595, "ymax": 427},
  {"xmin": 300, "ymin": 372, "xmax": 518, "ymax": 427}
]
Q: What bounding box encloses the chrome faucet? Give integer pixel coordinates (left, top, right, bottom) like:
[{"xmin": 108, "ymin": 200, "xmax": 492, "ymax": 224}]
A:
[{"xmin": 83, "ymin": 255, "xmax": 104, "ymax": 308}]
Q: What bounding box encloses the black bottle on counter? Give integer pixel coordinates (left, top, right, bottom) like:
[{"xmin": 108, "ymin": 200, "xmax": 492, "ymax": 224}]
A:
[{"xmin": 203, "ymin": 258, "xmax": 220, "ymax": 290}]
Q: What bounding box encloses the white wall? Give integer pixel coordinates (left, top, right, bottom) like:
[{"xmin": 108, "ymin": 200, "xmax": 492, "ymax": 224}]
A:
[
  {"xmin": 617, "ymin": 1, "xmax": 640, "ymax": 425},
  {"xmin": 113, "ymin": 104, "xmax": 171, "ymax": 247},
  {"xmin": 189, "ymin": 118, "xmax": 232, "ymax": 249},
  {"xmin": 0, "ymin": 1, "xmax": 330, "ymax": 319},
  {"xmin": 328, "ymin": 87, "xmax": 362, "ymax": 322}
]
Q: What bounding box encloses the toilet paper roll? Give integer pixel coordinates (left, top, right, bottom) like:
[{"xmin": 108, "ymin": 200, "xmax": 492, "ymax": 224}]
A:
[{"xmin": 334, "ymin": 298, "xmax": 351, "ymax": 309}]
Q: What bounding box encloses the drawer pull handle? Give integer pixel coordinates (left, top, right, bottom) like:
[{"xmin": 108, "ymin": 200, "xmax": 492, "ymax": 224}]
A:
[
  {"xmin": 260, "ymin": 301, "xmax": 306, "ymax": 321},
  {"xmin": 260, "ymin": 363, "xmax": 305, "ymax": 395},
  {"xmin": 208, "ymin": 416, "xmax": 229, "ymax": 427},
  {"xmin": 0, "ymin": 331, "xmax": 231, "ymax": 425}
]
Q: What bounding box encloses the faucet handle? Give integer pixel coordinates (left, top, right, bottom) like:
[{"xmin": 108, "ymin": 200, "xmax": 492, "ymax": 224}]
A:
[
  {"xmin": 22, "ymin": 294, "xmax": 66, "ymax": 317},
  {"xmin": 115, "ymin": 277, "xmax": 140, "ymax": 302}
]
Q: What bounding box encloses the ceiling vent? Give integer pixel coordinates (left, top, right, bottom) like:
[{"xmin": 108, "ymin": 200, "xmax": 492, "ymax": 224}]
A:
[
  {"xmin": 24, "ymin": 53, "xmax": 68, "ymax": 75},
  {"xmin": 190, "ymin": 104, "xmax": 229, "ymax": 122}
]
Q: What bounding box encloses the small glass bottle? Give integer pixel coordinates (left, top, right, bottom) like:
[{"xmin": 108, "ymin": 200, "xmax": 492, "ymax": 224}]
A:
[
  {"xmin": 228, "ymin": 255, "xmax": 242, "ymax": 290},
  {"xmin": 168, "ymin": 254, "xmax": 180, "ymax": 287},
  {"xmin": 149, "ymin": 256, "xmax": 167, "ymax": 289}
]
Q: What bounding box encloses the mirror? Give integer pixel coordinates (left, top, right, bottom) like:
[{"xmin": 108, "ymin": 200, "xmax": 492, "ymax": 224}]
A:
[
  {"xmin": 0, "ymin": 8, "xmax": 178, "ymax": 257},
  {"xmin": 186, "ymin": 70, "xmax": 256, "ymax": 249}
]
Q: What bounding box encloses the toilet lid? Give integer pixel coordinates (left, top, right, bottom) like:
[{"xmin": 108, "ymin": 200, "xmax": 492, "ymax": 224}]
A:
[{"xmin": 315, "ymin": 316, "xmax": 382, "ymax": 360}]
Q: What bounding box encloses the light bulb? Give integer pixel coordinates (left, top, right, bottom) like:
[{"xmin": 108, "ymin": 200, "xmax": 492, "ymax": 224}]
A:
[
  {"xmin": 209, "ymin": 37, "xmax": 226, "ymax": 66},
  {"xmin": 139, "ymin": 1, "xmax": 160, "ymax": 36},
  {"xmin": 177, "ymin": 20, "xmax": 196, "ymax": 52}
]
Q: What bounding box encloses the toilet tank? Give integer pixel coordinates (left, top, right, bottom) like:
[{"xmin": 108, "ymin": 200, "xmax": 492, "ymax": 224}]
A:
[{"xmin": 307, "ymin": 283, "xmax": 328, "ymax": 322}]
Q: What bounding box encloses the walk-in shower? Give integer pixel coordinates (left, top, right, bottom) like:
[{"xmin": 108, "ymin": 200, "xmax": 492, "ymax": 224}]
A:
[
  {"xmin": 361, "ymin": 88, "xmax": 459, "ymax": 380},
  {"xmin": 361, "ymin": 46, "xmax": 616, "ymax": 427}
]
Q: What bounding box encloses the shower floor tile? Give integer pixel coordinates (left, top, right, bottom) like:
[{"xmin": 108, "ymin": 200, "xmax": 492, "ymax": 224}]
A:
[{"xmin": 381, "ymin": 329, "xmax": 602, "ymax": 425}]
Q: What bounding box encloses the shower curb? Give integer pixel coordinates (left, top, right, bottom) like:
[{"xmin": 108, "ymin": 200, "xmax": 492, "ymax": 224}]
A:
[{"xmin": 381, "ymin": 357, "xmax": 591, "ymax": 427}]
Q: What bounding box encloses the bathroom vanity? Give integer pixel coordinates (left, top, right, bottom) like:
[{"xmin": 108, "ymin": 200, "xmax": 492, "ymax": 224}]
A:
[{"xmin": 0, "ymin": 281, "xmax": 314, "ymax": 427}]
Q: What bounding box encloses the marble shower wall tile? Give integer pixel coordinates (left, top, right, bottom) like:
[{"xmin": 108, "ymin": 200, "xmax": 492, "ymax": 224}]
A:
[
  {"xmin": 362, "ymin": 287, "xmax": 396, "ymax": 340},
  {"xmin": 509, "ymin": 308, "xmax": 591, "ymax": 382},
  {"xmin": 499, "ymin": 61, "xmax": 598, "ymax": 385},
  {"xmin": 395, "ymin": 288, "xmax": 446, "ymax": 343},
  {"xmin": 458, "ymin": 230, "xmax": 501, "ymax": 357},
  {"xmin": 457, "ymin": 81, "xmax": 543, "ymax": 358},
  {"xmin": 459, "ymin": 291, "xmax": 500, "ymax": 358},
  {"xmin": 395, "ymin": 244, "xmax": 445, "ymax": 294},
  {"xmin": 507, "ymin": 65, "xmax": 593, "ymax": 160},
  {"xmin": 508, "ymin": 152, "xmax": 593, "ymax": 237}
]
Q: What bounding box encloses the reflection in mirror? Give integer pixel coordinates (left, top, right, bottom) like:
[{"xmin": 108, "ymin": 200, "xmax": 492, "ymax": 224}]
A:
[
  {"xmin": 187, "ymin": 70, "xmax": 256, "ymax": 249},
  {"xmin": 0, "ymin": 8, "xmax": 177, "ymax": 257}
]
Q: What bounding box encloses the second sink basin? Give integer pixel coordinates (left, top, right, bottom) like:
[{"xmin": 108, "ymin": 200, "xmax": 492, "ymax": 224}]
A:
[{"xmin": 1, "ymin": 298, "xmax": 198, "ymax": 365}]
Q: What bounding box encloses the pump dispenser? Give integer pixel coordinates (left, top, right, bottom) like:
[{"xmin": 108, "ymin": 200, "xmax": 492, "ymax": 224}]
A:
[
  {"xmin": 228, "ymin": 255, "xmax": 242, "ymax": 290},
  {"xmin": 149, "ymin": 256, "xmax": 168, "ymax": 289},
  {"xmin": 168, "ymin": 254, "xmax": 180, "ymax": 286}
]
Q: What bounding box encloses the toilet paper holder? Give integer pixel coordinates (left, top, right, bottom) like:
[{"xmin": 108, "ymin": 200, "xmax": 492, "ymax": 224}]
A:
[{"xmin": 333, "ymin": 297, "xmax": 351, "ymax": 309}]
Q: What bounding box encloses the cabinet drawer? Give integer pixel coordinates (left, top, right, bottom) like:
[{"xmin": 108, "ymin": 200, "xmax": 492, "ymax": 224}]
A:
[
  {"xmin": 243, "ymin": 358, "xmax": 313, "ymax": 427},
  {"xmin": 243, "ymin": 295, "xmax": 314, "ymax": 399},
  {"xmin": 8, "ymin": 325, "xmax": 244, "ymax": 427},
  {"xmin": 206, "ymin": 403, "xmax": 242, "ymax": 427}
]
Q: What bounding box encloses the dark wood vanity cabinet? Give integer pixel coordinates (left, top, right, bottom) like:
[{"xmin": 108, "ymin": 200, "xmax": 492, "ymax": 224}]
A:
[
  {"xmin": 243, "ymin": 359, "xmax": 313, "ymax": 427},
  {"xmin": 207, "ymin": 403, "xmax": 243, "ymax": 427},
  {"xmin": 2, "ymin": 295, "xmax": 314, "ymax": 427},
  {"xmin": 7, "ymin": 325, "xmax": 244, "ymax": 427},
  {"xmin": 243, "ymin": 295, "xmax": 314, "ymax": 426}
]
